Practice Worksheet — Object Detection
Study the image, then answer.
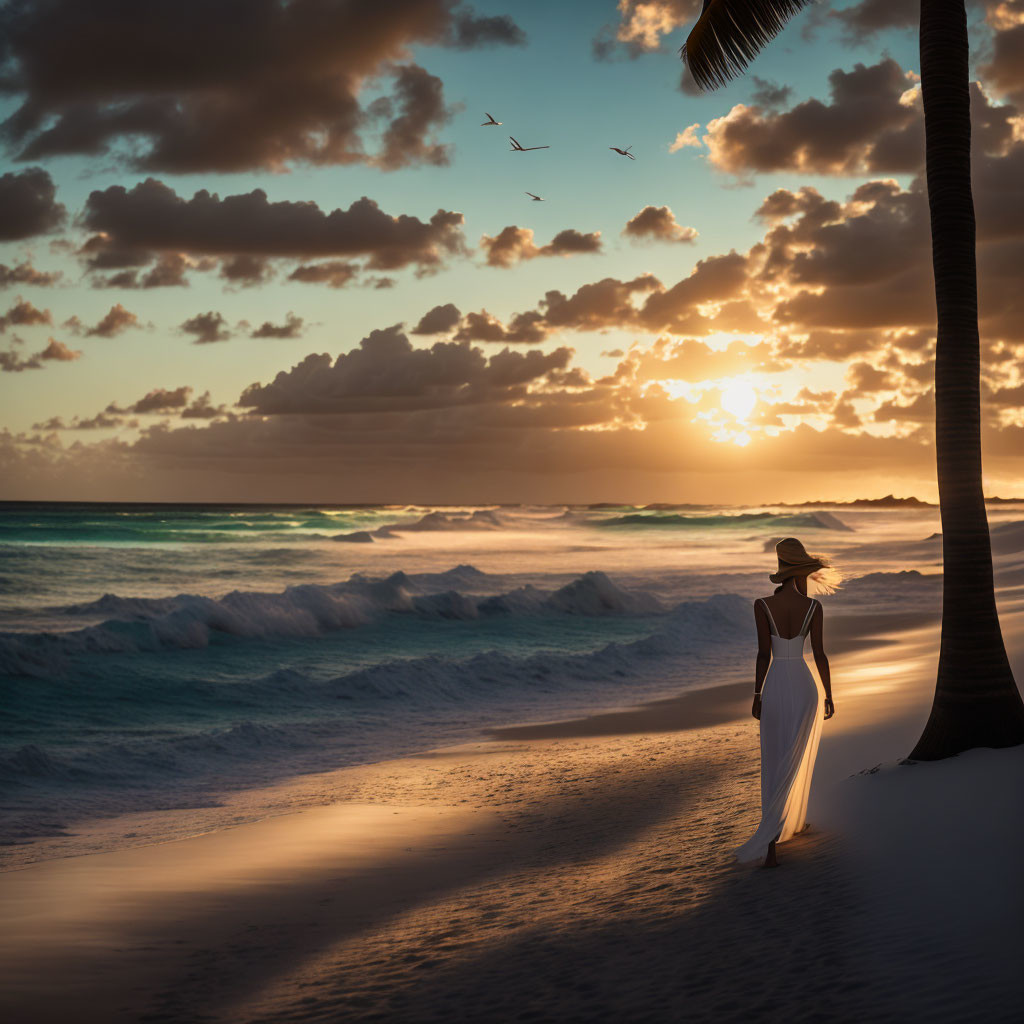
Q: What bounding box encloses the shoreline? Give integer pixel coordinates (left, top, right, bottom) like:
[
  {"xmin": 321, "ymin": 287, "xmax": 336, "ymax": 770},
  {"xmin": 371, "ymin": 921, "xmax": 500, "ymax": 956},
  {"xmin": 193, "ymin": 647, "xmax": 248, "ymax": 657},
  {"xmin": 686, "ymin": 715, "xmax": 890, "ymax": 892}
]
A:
[
  {"xmin": 0, "ymin": 603, "xmax": 935, "ymax": 873},
  {"xmin": 1, "ymin": 595, "xmax": 1021, "ymax": 1020}
]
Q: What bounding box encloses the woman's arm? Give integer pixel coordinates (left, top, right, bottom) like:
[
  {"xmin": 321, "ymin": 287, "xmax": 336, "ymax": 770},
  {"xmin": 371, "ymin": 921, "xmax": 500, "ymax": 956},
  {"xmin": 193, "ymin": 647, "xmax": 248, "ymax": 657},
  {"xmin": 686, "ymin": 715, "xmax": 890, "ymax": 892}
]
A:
[
  {"xmin": 809, "ymin": 602, "xmax": 835, "ymax": 719},
  {"xmin": 752, "ymin": 600, "xmax": 771, "ymax": 720}
]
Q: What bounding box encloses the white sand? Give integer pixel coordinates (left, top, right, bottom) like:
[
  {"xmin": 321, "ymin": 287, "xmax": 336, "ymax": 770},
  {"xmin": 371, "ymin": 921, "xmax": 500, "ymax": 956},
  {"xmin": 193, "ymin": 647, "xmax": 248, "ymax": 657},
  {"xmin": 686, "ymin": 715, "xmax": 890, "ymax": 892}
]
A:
[{"xmin": 1, "ymin": 596, "xmax": 1022, "ymax": 1022}]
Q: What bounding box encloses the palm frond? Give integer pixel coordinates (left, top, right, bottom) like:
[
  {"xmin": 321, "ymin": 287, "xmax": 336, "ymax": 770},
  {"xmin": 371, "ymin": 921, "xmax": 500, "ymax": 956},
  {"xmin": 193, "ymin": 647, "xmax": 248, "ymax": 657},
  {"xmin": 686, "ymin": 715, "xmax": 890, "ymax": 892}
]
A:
[{"xmin": 681, "ymin": 0, "xmax": 813, "ymax": 91}]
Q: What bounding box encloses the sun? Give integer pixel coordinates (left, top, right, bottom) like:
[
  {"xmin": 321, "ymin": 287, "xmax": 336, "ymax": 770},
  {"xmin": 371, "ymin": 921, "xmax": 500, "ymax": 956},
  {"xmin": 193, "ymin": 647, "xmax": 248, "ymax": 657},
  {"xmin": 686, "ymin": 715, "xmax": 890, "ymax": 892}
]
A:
[{"xmin": 720, "ymin": 381, "xmax": 758, "ymax": 420}]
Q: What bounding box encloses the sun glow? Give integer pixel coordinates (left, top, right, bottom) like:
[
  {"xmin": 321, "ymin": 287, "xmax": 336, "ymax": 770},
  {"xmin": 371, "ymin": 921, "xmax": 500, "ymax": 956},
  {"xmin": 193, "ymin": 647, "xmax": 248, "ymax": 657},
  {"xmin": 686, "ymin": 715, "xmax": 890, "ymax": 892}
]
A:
[{"xmin": 720, "ymin": 381, "xmax": 758, "ymax": 420}]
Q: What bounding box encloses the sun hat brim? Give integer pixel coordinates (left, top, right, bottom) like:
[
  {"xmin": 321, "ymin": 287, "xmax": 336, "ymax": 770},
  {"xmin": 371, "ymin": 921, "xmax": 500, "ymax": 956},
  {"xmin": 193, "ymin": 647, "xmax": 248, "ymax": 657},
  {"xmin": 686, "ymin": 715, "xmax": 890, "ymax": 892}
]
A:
[{"xmin": 769, "ymin": 560, "xmax": 825, "ymax": 583}]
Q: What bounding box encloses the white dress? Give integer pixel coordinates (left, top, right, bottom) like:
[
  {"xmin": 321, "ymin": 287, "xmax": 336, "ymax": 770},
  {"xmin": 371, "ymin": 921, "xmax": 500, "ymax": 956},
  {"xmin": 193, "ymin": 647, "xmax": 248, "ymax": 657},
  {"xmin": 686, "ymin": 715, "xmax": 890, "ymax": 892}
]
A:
[{"xmin": 735, "ymin": 597, "xmax": 825, "ymax": 864}]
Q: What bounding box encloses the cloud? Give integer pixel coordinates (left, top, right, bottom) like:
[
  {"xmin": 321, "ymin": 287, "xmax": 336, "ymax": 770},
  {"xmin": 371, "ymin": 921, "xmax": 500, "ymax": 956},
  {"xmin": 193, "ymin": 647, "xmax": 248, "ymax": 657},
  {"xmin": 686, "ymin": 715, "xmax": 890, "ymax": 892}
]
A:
[
  {"xmin": 0, "ymin": 261, "xmax": 62, "ymax": 288},
  {"xmin": 592, "ymin": 1, "xmax": 700, "ymax": 60},
  {"xmin": 452, "ymin": 310, "xmax": 547, "ymax": 344},
  {"xmin": 0, "ymin": 168, "xmax": 66, "ymax": 240},
  {"xmin": 78, "ymin": 303, "xmax": 140, "ymax": 338},
  {"xmin": 703, "ymin": 59, "xmax": 1020, "ymax": 179},
  {"xmin": 125, "ymin": 386, "xmax": 193, "ymax": 414},
  {"xmin": 445, "ymin": 9, "xmax": 526, "ymax": 47},
  {"xmin": 80, "ymin": 179, "xmax": 467, "ymax": 279},
  {"xmin": 181, "ymin": 311, "xmax": 231, "ymax": 345},
  {"xmin": 71, "ymin": 411, "xmax": 131, "ymax": 430},
  {"xmin": 237, "ymin": 324, "xmax": 574, "ymax": 415},
  {"xmin": 90, "ymin": 253, "xmax": 197, "ymax": 290},
  {"xmin": 0, "ymin": 298, "xmax": 52, "ymax": 332},
  {"xmin": 0, "ymin": 0, "xmax": 525, "ymax": 173},
  {"xmin": 181, "ymin": 392, "xmax": 227, "ymax": 419},
  {"xmin": 623, "ymin": 205, "xmax": 698, "ymax": 243},
  {"xmin": 251, "ymin": 313, "xmax": 304, "ymax": 339},
  {"xmin": 1, "ymin": 337, "xmax": 80, "ymax": 372},
  {"xmin": 219, "ymin": 255, "xmax": 274, "ymax": 288},
  {"xmin": 370, "ymin": 64, "xmax": 453, "ymax": 171},
  {"xmin": 668, "ymin": 123, "xmax": 702, "ymax": 152},
  {"xmin": 703, "ymin": 60, "xmax": 926, "ymax": 177},
  {"xmin": 749, "ymin": 77, "xmax": 793, "ymax": 108},
  {"xmin": 413, "ymin": 303, "xmax": 462, "ymax": 335},
  {"xmin": 480, "ymin": 226, "xmax": 603, "ymax": 267},
  {"xmin": 819, "ymin": 0, "xmax": 918, "ymax": 44},
  {"xmin": 287, "ymin": 261, "xmax": 360, "ymax": 289},
  {"xmin": 982, "ymin": 10, "xmax": 1024, "ymax": 104}
]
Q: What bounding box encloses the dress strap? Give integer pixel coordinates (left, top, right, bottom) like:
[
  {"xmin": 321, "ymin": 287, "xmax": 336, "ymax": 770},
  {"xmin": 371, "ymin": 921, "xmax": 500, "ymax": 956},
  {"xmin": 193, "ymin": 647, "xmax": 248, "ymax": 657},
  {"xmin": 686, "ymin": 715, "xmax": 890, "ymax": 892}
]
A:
[
  {"xmin": 758, "ymin": 598, "xmax": 779, "ymax": 636},
  {"xmin": 799, "ymin": 599, "xmax": 817, "ymax": 637}
]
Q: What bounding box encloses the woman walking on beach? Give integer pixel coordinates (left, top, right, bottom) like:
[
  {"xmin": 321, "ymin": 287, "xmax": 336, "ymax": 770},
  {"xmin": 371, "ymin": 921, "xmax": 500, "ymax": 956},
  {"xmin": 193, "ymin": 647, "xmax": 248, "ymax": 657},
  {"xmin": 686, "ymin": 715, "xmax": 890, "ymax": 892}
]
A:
[{"xmin": 736, "ymin": 538, "xmax": 836, "ymax": 868}]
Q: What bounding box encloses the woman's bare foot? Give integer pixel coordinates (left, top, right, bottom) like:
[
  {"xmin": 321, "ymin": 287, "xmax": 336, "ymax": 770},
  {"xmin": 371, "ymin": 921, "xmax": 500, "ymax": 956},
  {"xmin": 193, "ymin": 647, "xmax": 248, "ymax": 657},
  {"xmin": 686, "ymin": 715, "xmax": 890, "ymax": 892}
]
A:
[{"xmin": 763, "ymin": 840, "xmax": 778, "ymax": 868}]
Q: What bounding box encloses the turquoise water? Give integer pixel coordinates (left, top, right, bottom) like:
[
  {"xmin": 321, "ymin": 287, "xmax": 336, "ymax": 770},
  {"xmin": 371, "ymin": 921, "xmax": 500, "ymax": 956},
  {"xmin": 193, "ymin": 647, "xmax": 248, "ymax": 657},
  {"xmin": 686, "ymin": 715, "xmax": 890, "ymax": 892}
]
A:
[{"xmin": 2, "ymin": 498, "xmax": 926, "ymax": 852}]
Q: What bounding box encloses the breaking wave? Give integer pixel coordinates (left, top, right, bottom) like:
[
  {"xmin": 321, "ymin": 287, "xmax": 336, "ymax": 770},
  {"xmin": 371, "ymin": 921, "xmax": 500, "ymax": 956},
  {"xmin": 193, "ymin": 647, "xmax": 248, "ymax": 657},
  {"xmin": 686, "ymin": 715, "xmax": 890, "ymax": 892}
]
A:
[
  {"xmin": 0, "ymin": 567, "xmax": 665, "ymax": 678},
  {"xmin": 599, "ymin": 510, "xmax": 853, "ymax": 531}
]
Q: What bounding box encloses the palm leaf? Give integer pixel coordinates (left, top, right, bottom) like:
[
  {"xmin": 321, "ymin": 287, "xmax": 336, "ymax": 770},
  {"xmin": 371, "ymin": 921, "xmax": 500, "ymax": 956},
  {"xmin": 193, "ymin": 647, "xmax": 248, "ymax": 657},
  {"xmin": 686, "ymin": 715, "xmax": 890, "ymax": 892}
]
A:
[{"xmin": 681, "ymin": 0, "xmax": 814, "ymax": 91}]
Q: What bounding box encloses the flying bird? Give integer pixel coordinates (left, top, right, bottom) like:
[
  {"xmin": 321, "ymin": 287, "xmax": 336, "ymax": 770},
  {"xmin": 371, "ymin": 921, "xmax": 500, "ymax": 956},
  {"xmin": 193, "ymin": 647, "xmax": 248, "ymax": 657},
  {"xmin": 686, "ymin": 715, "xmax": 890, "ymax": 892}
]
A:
[
  {"xmin": 509, "ymin": 136, "xmax": 550, "ymax": 151},
  {"xmin": 481, "ymin": 112, "xmax": 502, "ymax": 126},
  {"xmin": 610, "ymin": 146, "xmax": 635, "ymax": 160},
  {"xmin": 525, "ymin": 192, "xmax": 544, "ymax": 201}
]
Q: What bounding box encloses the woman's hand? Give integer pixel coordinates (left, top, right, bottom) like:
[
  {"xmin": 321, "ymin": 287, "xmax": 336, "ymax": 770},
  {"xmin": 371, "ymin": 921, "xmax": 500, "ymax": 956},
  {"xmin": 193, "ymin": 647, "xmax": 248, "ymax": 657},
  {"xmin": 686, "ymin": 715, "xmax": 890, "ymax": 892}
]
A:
[
  {"xmin": 824, "ymin": 697, "xmax": 835, "ymax": 720},
  {"xmin": 752, "ymin": 694, "xmax": 762, "ymax": 720}
]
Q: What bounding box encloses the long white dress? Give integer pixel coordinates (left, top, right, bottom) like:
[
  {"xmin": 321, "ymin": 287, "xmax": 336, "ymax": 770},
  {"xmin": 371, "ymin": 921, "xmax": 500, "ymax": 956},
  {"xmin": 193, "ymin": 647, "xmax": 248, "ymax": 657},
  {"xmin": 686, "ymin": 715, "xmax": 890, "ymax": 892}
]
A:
[{"xmin": 735, "ymin": 597, "xmax": 825, "ymax": 864}]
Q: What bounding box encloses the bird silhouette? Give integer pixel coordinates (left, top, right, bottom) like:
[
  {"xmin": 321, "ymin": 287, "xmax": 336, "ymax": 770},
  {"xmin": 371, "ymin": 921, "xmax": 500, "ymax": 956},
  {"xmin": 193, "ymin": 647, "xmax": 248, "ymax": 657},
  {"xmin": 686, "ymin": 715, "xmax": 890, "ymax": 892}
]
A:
[
  {"xmin": 509, "ymin": 136, "xmax": 550, "ymax": 151},
  {"xmin": 481, "ymin": 112, "xmax": 502, "ymax": 126},
  {"xmin": 610, "ymin": 146, "xmax": 635, "ymax": 160},
  {"xmin": 525, "ymin": 192, "xmax": 544, "ymax": 201}
]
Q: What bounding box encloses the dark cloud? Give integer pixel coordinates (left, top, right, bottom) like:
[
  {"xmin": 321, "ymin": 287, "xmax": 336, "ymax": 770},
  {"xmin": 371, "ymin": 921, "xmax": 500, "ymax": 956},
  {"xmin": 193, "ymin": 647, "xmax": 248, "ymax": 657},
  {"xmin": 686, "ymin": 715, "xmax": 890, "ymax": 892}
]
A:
[
  {"xmin": 220, "ymin": 255, "xmax": 274, "ymax": 288},
  {"xmin": 461, "ymin": 260, "xmax": 746, "ymax": 342},
  {"xmin": 371, "ymin": 64, "xmax": 453, "ymax": 171},
  {"xmin": 705, "ymin": 60, "xmax": 1019, "ymax": 178},
  {"xmin": 480, "ymin": 226, "xmax": 602, "ymax": 267},
  {"xmin": 71, "ymin": 411, "xmax": 128, "ymax": 430},
  {"xmin": 819, "ymin": 0, "xmax": 917, "ymax": 43},
  {"xmin": 623, "ymin": 205, "xmax": 698, "ymax": 243},
  {"xmin": 413, "ymin": 303, "xmax": 462, "ymax": 335},
  {"xmin": 287, "ymin": 261, "xmax": 359, "ymax": 289},
  {"xmin": 0, "ymin": 1, "xmax": 525, "ymax": 173},
  {"xmin": 0, "ymin": 167, "xmax": 65, "ymax": 240},
  {"xmin": 181, "ymin": 311, "xmax": 231, "ymax": 345},
  {"xmin": 749, "ymin": 77, "xmax": 793, "ymax": 109},
  {"xmin": 0, "ymin": 298, "xmax": 52, "ymax": 332},
  {"xmin": 453, "ymin": 310, "xmax": 547, "ymax": 344},
  {"xmin": 0, "ymin": 336, "xmax": 80, "ymax": 372},
  {"xmin": 704, "ymin": 60, "xmax": 925, "ymax": 177},
  {"xmin": 0, "ymin": 261, "xmax": 62, "ymax": 288},
  {"xmin": 251, "ymin": 313, "xmax": 304, "ymax": 339},
  {"xmin": 237, "ymin": 325, "xmax": 573, "ymax": 415},
  {"xmin": 982, "ymin": 20, "xmax": 1024, "ymax": 104},
  {"xmin": 181, "ymin": 392, "xmax": 227, "ymax": 419},
  {"xmin": 80, "ymin": 303, "xmax": 140, "ymax": 338},
  {"xmin": 91, "ymin": 253, "xmax": 194, "ymax": 289},
  {"xmin": 445, "ymin": 9, "xmax": 525, "ymax": 47},
  {"xmin": 127, "ymin": 386, "xmax": 193, "ymax": 414},
  {"xmin": 81, "ymin": 179, "xmax": 466, "ymax": 275}
]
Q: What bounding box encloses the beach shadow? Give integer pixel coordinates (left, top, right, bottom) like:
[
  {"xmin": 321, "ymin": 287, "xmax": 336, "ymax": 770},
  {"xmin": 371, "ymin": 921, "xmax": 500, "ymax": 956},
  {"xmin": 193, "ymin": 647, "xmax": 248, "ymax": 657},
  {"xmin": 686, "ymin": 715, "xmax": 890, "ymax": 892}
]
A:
[
  {"xmin": 47, "ymin": 742, "xmax": 737, "ymax": 1023},
  {"xmin": 238, "ymin": 817, "xmax": 872, "ymax": 1022}
]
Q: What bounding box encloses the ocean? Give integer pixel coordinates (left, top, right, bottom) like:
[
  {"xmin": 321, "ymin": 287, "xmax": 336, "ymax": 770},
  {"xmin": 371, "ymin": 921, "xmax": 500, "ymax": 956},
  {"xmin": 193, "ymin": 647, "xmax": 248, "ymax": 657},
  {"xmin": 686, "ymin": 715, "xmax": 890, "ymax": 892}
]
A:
[{"xmin": 4, "ymin": 498, "xmax": 1015, "ymax": 863}]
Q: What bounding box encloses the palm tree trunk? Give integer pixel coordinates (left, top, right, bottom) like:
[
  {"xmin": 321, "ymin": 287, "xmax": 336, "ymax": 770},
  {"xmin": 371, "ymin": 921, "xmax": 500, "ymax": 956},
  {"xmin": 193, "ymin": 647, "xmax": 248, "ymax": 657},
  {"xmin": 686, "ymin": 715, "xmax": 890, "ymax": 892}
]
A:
[{"xmin": 909, "ymin": 0, "xmax": 1024, "ymax": 759}]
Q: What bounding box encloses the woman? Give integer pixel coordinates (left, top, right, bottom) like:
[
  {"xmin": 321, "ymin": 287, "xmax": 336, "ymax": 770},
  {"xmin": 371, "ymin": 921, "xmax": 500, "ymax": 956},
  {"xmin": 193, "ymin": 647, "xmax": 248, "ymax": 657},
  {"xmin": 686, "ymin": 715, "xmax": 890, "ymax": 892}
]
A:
[{"xmin": 735, "ymin": 537, "xmax": 836, "ymax": 868}]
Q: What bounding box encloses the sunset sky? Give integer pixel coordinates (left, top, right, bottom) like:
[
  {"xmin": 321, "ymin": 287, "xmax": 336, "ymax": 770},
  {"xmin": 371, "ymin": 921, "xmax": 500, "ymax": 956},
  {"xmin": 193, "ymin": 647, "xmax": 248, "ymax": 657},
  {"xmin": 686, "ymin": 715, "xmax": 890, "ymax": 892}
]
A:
[{"xmin": 2, "ymin": 0, "xmax": 1023, "ymax": 503}]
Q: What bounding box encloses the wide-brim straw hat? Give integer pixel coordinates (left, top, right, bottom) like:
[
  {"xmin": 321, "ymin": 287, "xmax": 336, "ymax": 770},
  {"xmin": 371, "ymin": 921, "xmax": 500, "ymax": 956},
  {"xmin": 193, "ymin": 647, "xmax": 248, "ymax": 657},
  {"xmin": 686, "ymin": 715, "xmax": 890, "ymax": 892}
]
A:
[{"xmin": 769, "ymin": 537, "xmax": 828, "ymax": 583}]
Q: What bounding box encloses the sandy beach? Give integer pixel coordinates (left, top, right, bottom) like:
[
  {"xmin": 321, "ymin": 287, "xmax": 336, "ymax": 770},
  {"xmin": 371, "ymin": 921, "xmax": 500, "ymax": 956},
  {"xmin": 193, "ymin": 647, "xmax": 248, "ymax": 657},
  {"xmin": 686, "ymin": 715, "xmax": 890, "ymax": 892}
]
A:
[{"xmin": 2, "ymin": 588, "xmax": 1023, "ymax": 1024}]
